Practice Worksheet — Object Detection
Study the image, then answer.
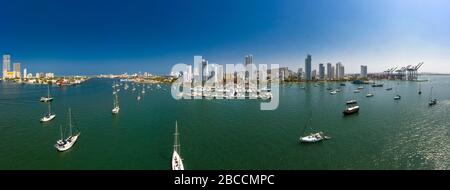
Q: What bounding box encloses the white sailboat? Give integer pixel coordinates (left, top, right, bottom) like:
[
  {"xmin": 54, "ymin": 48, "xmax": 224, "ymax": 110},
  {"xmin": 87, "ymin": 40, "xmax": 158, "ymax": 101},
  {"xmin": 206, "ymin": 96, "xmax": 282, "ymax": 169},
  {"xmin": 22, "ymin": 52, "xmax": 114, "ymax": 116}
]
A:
[
  {"xmin": 112, "ymin": 89, "xmax": 120, "ymax": 114},
  {"xmin": 429, "ymin": 86, "xmax": 437, "ymax": 106},
  {"xmin": 299, "ymin": 117, "xmax": 330, "ymax": 143},
  {"xmin": 40, "ymin": 102, "xmax": 56, "ymax": 122},
  {"xmin": 172, "ymin": 121, "xmax": 184, "ymax": 170},
  {"xmin": 55, "ymin": 108, "xmax": 80, "ymax": 151},
  {"xmin": 40, "ymin": 85, "xmax": 54, "ymax": 102}
]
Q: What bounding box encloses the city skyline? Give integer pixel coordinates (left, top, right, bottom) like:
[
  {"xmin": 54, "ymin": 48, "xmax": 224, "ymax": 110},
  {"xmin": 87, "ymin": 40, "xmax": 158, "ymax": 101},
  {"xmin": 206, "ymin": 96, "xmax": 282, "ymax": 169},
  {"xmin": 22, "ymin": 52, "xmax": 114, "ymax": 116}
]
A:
[{"xmin": 1, "ymin": 0, "xmax": 450, "ymax": 75}]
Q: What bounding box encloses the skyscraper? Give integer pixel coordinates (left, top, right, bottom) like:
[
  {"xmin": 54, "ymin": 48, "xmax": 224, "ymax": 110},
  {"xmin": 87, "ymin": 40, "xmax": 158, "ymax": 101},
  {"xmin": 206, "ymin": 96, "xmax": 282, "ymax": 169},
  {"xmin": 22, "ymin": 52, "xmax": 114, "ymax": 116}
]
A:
[
  {"xmin": 319, "ymin": 63, "xmax": 325, "ymax": 80},
  {"xmin": 335, "ymin": 62, "xmax": 345, "ymax": 79},
  {"xmin": 13, "ymin": 63, "xmax": 21, "ymax": 78},
  {"xmin": 335, "ymin": 62, "xmax": 341, "ymax": 79},
  {"xmin": 326, "ymin": 63, "xmax": 332, "ymax": 80},
  {"xmin": 3, "ymin": 54, "xmax": 10, "ymax": 79},
  {"xmin": 201, "ymin": 58, "xmax": 208, "ymax": 84},
  {"xmin": 244, "ymin": 55, "xmax": 253, "ymax": 86},
  {"xmin": 305, "ymin": 54, "xmax": 312, "ymax": 81},
  {"xmin": 23, "ymin": 68, "xmax": 27, "ymax": 79},
  {"xmin": 360, "ymin": 65, "xmax": 368, "ymax": 78},
  {"xmin": 331, "ymin": 66, "xmax": 335, "ymax": 80},
  {"xmin": 312, "ymin": 69, "xmax": 317, "ymax": 80}
]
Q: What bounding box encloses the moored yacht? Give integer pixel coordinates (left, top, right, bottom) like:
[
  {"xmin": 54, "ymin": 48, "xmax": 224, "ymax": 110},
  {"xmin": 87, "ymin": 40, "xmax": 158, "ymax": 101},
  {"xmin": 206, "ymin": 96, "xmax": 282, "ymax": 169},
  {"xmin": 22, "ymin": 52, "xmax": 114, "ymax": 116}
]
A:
[
  {"xmin": 343, "ymin": 105, "xmax": 359, "ymax": 115},
  {"xmin": 41, "ymin": 103, "xmax": 56, "ymax": 122},
  {"xmin": 40, "ymin": 85, "xmax": 54, "ymax": 102},
  {"xmin": 346, "ymin": 100, "xmax": 357, "ymax": 105},
  {"xmin": 172, "ymin": 121, "xmax": 184, "ymax": 170},
  {"xmin": 55, "ymin": 108, "xmax": 80, "ymax": 152}
]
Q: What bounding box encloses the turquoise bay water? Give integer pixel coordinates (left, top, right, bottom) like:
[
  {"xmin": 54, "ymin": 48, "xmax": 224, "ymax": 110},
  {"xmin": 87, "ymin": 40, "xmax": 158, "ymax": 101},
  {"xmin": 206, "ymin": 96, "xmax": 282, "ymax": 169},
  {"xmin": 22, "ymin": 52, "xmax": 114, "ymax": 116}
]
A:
[{"xmin": 1, "ymin": 76, "xmax": 450, "ymax": 170}]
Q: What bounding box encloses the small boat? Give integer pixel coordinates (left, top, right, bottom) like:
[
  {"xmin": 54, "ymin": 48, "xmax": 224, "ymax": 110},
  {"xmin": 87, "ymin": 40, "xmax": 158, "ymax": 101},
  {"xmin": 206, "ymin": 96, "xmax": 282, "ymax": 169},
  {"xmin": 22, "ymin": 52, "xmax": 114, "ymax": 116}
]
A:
[
  {"xmin": 428, "ymin": 86, "xmax": 437, "ymax": 106},
  {"xmin": 299, "ymin": 116, "xmax": 331, "ymax": 143},
  {"xmin": 429, "ymin": 99, "xmax": 437, "ymax": 106},
  {"xmin": 346, "ymin": 100, "xmax": 357, "ymax": 105},
  {"xmin": 41, "ymin": 103, "xmax": 56, "ymax": 122},
  {"xmin": 55, "ymin": 108, "xmax": 80, "ymax": 152},
  {"xmin": 394, "ymin": 95, "xmax": 401, "ymax": 100},
  {"xmin": 343, "ymin": 105, "xmax": 359, "ymax": 115},
  {"xmin": 300, "ymin": 132, "xmax": 328, "ymax": 143},
  {"xmin": 340, "ymin": 83, "xmax": 346, "ymax": 86},
  {"xmin": 330, "ymin": 91, "xmax": 337, "ymax": 95},
  {"xmin": 326, "ymin": 87, "xmax": 332, "ymax": 91},
  {"xmin": 172, "ymin": 121, "xmax": 184, "ymax": 170},
  {"xmin": 372, "ymin": 84, "xmax": 384, "ymax": 87},
  {"xmin": 40, "ymin": 85, "xmax": 54, "ymax": 102},
  {"xmin": 366, "ymin": 93, "xmax": 374, "ymax": 97},
  {"xmin": 357, "ymin": 86, "xmax": 364, "ymax": 90},
  {"xmin": 386, "ymin": 88, "xmax": 393, "ymax": 91},
  {"xmin": 335, "ymin": 89, "xmax": 342, "ymax": 92},
  {"xmin": 137, "ymin": 96, "xmax": 141, "ymax": 101},
  {"xmin": 112, "ymin": 89, "xmax": 120, "ymax": 114},
  {"xmin": 354, "ymin": 90, "xmax": 361, "ymax": 93},
  {"xmin": 418, "ymin": 84, "xmax": 422, "ymax": 95}
]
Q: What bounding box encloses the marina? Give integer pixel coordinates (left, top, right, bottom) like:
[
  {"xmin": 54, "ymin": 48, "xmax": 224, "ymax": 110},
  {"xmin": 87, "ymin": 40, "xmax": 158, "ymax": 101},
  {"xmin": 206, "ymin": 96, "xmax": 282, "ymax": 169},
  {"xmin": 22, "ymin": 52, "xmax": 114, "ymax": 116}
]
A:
[{"xmin": 1, "ymin": 76, "xmax": 450, "ymax": 169}]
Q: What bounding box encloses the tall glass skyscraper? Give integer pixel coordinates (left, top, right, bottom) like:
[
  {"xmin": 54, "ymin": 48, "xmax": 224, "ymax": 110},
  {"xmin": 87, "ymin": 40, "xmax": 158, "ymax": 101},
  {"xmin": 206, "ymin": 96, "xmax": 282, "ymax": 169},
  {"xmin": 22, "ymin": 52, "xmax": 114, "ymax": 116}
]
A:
[
  {"xmin": 319, "ymin": 63, "xmax": 325, "ymax": 80},
  {"xmin": 305, "ymin": 54, "xmax": 312, "ymax": 81}
]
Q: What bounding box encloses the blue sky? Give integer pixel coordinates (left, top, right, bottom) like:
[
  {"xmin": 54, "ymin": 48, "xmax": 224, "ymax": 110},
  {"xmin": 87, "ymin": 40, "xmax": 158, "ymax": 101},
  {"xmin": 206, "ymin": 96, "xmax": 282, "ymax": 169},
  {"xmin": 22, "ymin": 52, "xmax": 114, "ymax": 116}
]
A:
[{"xmin": 1, "ymin": 0, "xmax": 450, "ymax": 75}]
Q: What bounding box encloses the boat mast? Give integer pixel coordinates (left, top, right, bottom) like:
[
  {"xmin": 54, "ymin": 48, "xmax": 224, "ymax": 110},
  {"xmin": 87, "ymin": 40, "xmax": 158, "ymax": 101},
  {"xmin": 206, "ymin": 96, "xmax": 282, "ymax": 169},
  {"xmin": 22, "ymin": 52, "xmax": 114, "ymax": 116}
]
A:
[
  {"xmin": 48, "ymin": 102, "xmax": 51, "ymax": 115},
  {"xmin": 174, "ymin": 121, "xmax": 180, "ymax": 154},
  {"xmin": 60, "ymin": 125, "xmax": 63, "ymax": 141},
  {"xmin": 69, "ymin": 108, "xmax": 72, "ymax": 136},
  {"xmin": 430, "ymin": 86, "xmax": 433, "ymax": 101},
  {"xmin": 47, "ymin": 85, "xmax": 51, "ymax": 98}
]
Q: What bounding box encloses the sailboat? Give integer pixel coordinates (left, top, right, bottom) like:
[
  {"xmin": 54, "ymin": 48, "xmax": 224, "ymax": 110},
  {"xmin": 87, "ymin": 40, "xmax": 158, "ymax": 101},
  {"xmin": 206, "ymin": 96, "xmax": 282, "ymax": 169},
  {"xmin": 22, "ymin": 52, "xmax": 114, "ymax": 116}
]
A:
[
  {"xmin": 40, "ymin": 85, "xmax": 54, "ymax": 102},
  {"xmin": 394, "ymin": 83, "xmax": 401, "ymax": 100},
  {"xmin": 112, "ymin": 89, "xmax": 120, "ymax": 114},
  {"xmin": 428, "ymin": 86, "xmax": 437, "ymax": 106},
  {"xmin": 142, "ymin": 85, "xmax": 146, "ymax": 94},
  {"xmin": 299, "ymin": 117, "xmax": 330, "ymax": 143},
  {"xmin": 418, "ymin": 84, "xmax": 422, "ymax": 95},
  {"xmin": 40, "ymin": 102, "xmax": 56, "ymax": 122},
  {"xmin": 172, "ymin": 121, "xmax": 184, "ymax": 170},
  {"xmin": 366, "ymin": 88, "xmax": 374, "ymax": 97},
  {"xmin": 343, "ymin": 104, "xmax": 359, "ymax": 115},
  {"xmin": 55, "ymin": 108, "xmax": 80, "ymax": 152},
  {"xmin": 137, "ymin": 91, "xmax": 141, "ymax": 101}
]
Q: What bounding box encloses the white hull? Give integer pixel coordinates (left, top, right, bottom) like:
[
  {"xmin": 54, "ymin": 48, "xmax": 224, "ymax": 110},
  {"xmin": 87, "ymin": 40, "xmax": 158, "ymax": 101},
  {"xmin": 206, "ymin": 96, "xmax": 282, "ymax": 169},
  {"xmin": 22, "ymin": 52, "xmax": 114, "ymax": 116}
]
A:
[
  {"xmin": 41, "ymin": 114, "xmax": 56, "ymax": 122},
  {"xmin": 112, "ymin": 106, "xmax": 120, "ymax": 114},
  {"xmin": 55, "ymin": 133, "xmax": 80, "ymax": 152},
  {"xmin": 40, "ymin": 97, "xmax": 53, "ymax": 102},
  {"xmin": 172, "ymin": 151, "xmax": 184, "ymax": 170}
]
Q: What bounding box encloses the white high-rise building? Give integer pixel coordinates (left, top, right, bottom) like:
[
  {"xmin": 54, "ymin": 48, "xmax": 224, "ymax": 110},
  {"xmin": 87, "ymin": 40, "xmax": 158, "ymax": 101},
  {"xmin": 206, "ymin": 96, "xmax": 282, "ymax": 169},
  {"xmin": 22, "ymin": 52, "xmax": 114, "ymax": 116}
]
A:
[
  {"xmin": 360, "ymin": 65, "xmax": 368, "ymax": 78},
  {"xmin": 335, "ymin": 62, "xmax": 345, "ymax": 79},
  {"xmin": 3, "ymin": 54, "xmax": 11, "ymax": 79},
  {"xmin": 23, "ymin": 68, "xmax": 27, "ymax": 79},
  {"xmin": 13, "ymin": 63, "xmax": 21, "ymax": 78},
  {"xmin": 326, "ymin": 63, "xmax": 332, "ymax": 80}
]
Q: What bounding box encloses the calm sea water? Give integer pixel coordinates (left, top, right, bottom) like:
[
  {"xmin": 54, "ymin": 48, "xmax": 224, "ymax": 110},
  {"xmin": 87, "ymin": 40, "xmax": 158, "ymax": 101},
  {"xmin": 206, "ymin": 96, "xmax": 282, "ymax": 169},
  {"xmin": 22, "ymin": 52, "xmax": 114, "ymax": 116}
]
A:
[{"xmin": 1, "ymin": 76, "xmax": 450, "ymax": 170}]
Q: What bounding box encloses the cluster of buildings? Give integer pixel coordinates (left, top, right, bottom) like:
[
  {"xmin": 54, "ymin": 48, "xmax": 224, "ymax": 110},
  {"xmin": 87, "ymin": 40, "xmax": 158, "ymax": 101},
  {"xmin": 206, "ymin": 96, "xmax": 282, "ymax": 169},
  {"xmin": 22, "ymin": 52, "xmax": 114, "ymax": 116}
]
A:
[
  {"xmin": 172, "ymin": 54, "xmax": 371, "ymax": 85},
  {"xmin": 2, "ymin": 54, "xmax": 88, "ymax": 85},
  {"xmin": 2, "ymin": 54, "xmax": 55, "ymax": 81},
  {"xmin": 282, "ymin": 55, "xmax": 369, "ymax": 82}
]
